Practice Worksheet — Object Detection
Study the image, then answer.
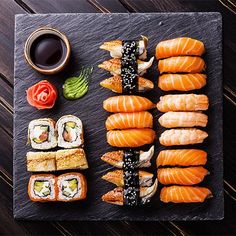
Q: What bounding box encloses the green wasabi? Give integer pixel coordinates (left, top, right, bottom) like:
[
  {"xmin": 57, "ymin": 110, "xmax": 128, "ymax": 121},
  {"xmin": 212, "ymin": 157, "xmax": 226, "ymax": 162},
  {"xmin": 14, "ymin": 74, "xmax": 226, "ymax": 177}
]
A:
[{"xmin": 63, "ymin": 67, "xmax": 93, "ymax": 100}]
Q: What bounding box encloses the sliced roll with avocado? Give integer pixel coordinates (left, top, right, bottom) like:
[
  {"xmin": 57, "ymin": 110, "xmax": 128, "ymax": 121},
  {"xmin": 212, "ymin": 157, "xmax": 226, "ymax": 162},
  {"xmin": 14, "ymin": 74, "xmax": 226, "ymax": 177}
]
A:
[{"xmin": 56, "ymin": 115, "xmax": 84, "ymax": 148}]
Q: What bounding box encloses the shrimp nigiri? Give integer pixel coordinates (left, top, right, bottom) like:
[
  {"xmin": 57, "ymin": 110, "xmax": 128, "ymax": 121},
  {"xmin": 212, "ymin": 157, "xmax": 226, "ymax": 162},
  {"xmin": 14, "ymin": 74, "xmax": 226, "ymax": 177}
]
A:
[
  {"xmin": 156, "ymin": 37, "xmax": 205, "ymax": 59},
  {"xmin": 157, "ymin": 149, "xmax": 207, "ymax": 167},
  {"xmin": 156, "ymin": 94, "xmax": 209, "ymax": 112},
  {"xmin": 159, "ymin": 128, "xmax": 208, "ymax": 146},
  {"xmin": 158, "ymin": 74, "xmax": 206, "ymax": 91},
  {"xmin": 158, "ymin": 56, "xmax": 205, "ymax": 74},
  {"xmin": 160, "ymin": 186, "xmax": 212, "ymax": 203},
  {"xmin": 158, "ymin": 112, "xmax": 208, "ymax": 128},
  {"xmin": 158, "ymin": 166, "xmax": 209, "ymax": 185}
]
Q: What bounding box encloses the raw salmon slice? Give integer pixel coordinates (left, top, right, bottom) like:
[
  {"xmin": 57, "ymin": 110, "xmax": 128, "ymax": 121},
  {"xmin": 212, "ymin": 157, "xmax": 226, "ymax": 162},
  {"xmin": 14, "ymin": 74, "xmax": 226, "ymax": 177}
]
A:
[
  {"xmin": 156, "ymin": 94, "xmax": 209, "ymax": 112},
  {"xmin": 158, "ymin": 166, "xmax": 208, "ymax": 185},
  {"xmin": 158, "ymin": 56, "xmax": 205, "ymax": 74},
  {"xmin": 157, "ymin": 149, "xmax": 207, "ymax": 167},
  {"xmin": 104, "ymin": 95, "xmax": 155, "ymax": 113},
  {"xmin": 158, "ymin": 112, "xmax": 208, "ymax": 128},
  {"xmin": 160, "ymin": 186, "xmax": 212, "ymax": 203},
  {"xmin": 158, "ymin": 73, "xmax": 206, "ymax": 91},
  {"xmin": 159, "ymin": 128, "xmax": 208, "ymax": 146},
  {"xmin": 156, "ymin": 37, "xmax": 205, "ymax": 59},
  {"xmin": 107, "ymin": 128, "xmax": 155, "ymax": 147},
  {"xmin": 106, "ymin": 111, "xmax": 153, "ymax": 130}
]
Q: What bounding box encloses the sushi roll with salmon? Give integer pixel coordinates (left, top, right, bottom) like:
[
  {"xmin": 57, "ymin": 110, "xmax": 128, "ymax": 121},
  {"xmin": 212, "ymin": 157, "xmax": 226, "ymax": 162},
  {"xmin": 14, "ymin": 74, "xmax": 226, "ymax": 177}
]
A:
[
  {"xmin": 57, "ymin": 172, "xmax": 87, "ymax": 202},
  {"xmin": 28, "ymin": 118, "xmax": 57, "ymax": 150},
  {"xmin": 56, "ymin": 115, "xmax": 84, "ymax": 149},
  {"xmin": 28, "ymin": 174, "xmax": 57, "ymax": 202}
]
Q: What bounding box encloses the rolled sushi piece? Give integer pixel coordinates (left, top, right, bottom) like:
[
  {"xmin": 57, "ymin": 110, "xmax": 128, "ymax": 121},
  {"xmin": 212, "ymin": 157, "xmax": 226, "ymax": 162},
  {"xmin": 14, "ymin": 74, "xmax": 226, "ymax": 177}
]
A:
[
  {"xmin": 28, "ymin": 174, "xmax": 56, "ymax": 202},
  {"xmin": 57, "ymin": 172, "xmax": 87, "ymax": 202},
  {"xmin": 28, "ymin": 118, "xmax": 57, "ymax": 150},
  {"xmin": 56, "ymin": 115, "xmax": 84, "ymax": 148}
]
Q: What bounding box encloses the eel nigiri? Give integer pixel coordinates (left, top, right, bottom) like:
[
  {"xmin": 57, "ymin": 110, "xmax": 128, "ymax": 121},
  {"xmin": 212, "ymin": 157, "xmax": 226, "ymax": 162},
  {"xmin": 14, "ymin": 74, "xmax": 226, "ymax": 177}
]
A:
[
  {"xmin": 158, "ymin": 166, "xmax": 209, "ymax": 185},
  {"xmin": 100, "ymin": 35, "xmax": 148, "ymax": 59},
  {"xmin": 160, "ymin": 186, "xmax": 212, "ymax": 203},
  {"xmin": 156, "ymin": 37, "xmax": 205, "ymax": 59},
  {"xmin": 101, "ymin": 145, "xmax": 154, "ymax": 168},
  {"xmin": 102, "ymin": 179, "xmax": 158, "ymax": 206},
  {"xmin": 107, "ymin": 128, "xmax": 155, "ymax": 147},
  {"xmin": 102, "ymin": 170, "xmax": 153, "ymax": 187},
  {"xmin": 159, "ymin": 128, "xmax": 208, "ymax": 146},
  {"xmin": 98, "ymin": 57, "xmax": 154, "ymax": 76},
  {"xmin": 157, "ymin": 149, "xmax": 207, "ymax": 167},
  {"xmin": 158, "ymin": 74, "xmax": 206, "ymax": 91},
  {"xmin": 106, "ymin": 111, "xmax": 153, "ymax": 130},
  {"xmin": 156, "ymin": 94, "xmax": 209, "ymax": 112},
  {"xmin": 100, "ymin": 75, "xmax": 154, "ymax": 93},
  {"xmin": 104, "ymin": 95, "xmax": 155, "ymax": 113},
  {"xmin": 158, "ymin": 56, "xmax": 205, "ymax": 74},
  {"xmin": 158, "ymin": 112, "xmax": 208, "ymax": 128}
]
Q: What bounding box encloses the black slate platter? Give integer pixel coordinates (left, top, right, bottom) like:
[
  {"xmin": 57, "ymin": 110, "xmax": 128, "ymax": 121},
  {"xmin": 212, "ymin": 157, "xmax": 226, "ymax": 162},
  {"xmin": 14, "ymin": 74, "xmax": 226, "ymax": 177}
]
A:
[{"xmin": 14, "ymin": 13, "xmax": 223, "ymax": 221}]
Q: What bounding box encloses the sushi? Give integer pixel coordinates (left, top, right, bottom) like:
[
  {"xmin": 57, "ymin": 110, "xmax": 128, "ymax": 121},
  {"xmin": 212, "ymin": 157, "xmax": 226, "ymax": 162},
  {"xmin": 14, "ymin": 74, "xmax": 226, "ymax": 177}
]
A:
[
  {"xmin": 102, "ymin": 179, "xmax": 158, "ymax": 206},
  {"xmin": 103, "ymin": 95, "xmax": 155, "ymax": 113},
  {"xmin": 100, "ymin": 35, "xmax": 148, "ymax": 59},
  {"xmin": 57, "ymin": 173, "xmax": 87, "ymax": 202},
  {"xmin": 157, "ymin": 166, "xmax": 209, "ymax": 185},
  {"xmin": 28, "ymin": 174, "xmax": 57, "ymax": 202},
  {"xmin": 102, "ymin": 170, "xmax": 154, "ymax": 187},
  {"xmin": 158, "ymin": 56, "xmax": 205, "ymax": 74},
  {"xmin": 156, "ymin": 37, "xmax": 205, "ymax": 59},
  {"xmin": 156, "ymin": 94, "xmax": 209, "ymax": 112},
  {"xmin": 159, "ymin": 128, "xmax": 208, "ymax": 146},
  {"xmin": 158, "ymin": 112, "xmax": 208, "ymax": 128},
  {"xmin": 158, "ymin": 74, "xmax": 207, "ymax": 91},
  {"xmin": 56, "ymin": 115, "xmax": 84, "ymax": 148},
  {"xmin": 98, "ymin": 57, "xmax": 154, "ymax": 76},
  {"xmin": 107, "ymin": 128, "xmax": 155, "ymax": 147},
  {"xmin": 160, "ymin": 186, "xmax": 212, "ymax": 203},
  {"xmin": 157, "ymin": 149, "xmax": 207, "ymax": 167},
  {"xmin": 28, "ymin": 118, "xmax": 57, "ymax": 150},
  {"xmin": 105, "ymin": 111, "xmax": 153, "ymax": 130},
  {"xmin": 101, "ymin": 145, "xmax": 154, "ymax": 168},
  {"xmin": 100, "ymin": 75, "xmax": 154, "ymax": 93}
]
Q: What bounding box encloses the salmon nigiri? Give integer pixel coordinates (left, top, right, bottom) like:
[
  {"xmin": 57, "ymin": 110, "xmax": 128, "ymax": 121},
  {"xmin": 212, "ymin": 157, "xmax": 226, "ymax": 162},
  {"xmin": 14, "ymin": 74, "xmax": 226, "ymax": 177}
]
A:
[
  {"xmin": 107, "ymin": 128, "xmax": 155, "ymax": 147},
  {"xmin": 106, "ymin": 111, "xmax": 153, "ymax": 130},
  {"xmin": 160, "ymin": 186, "xmax": 212, "ymax": 203},
  {"xmin": 158, "ymin": 112, "xmax": 208, "ymax": 128},
  {"xmin": 158, "ymin": 74, "xmax": 206, "ymax": 91},
  {"xmin": 100, "ymin": 75, "xmax": 154, "ymax": 93},
  {"xmin": 158, "ymin": 166, "xmax": 209, "ymax": 185},
  {"xmin": 104, "ymin": 95, "xmax": 155, "ymax": 113},
  {"xmin": 158, "ymin": 56, "xmax": 205, "ymax": 74},
  {"xmin": 157, "ymin": 149, "xmax": 207, "ymax": 167},
  {"xmin": 159, "ymin": 128, "xmax": 208, "ymax": 146},
  {"xmin": 156, "ymin": 94, "xmax": 209, "ymax": 112},
  {"xmin": 98, "ymin": 57, "xmax": 154, "ymax": 76},
  {"xmin": 156, "ymin": 37, "xmax": 205, "ymax": 59}
]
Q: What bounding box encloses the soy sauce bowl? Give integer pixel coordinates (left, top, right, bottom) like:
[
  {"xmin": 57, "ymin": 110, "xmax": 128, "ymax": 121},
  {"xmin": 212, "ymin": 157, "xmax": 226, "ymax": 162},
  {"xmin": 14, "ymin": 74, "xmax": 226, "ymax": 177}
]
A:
[{"xmin": 24, "ymin": 27, "xmax": 71, "ymax": 75}]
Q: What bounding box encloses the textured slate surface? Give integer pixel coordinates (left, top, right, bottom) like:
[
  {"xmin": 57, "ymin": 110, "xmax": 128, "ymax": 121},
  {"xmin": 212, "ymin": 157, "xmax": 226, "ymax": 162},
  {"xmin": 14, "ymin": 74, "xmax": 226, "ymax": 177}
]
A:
[{"xmin": 14, "ymin": 13, "xmax": 223, "ymax": 221}]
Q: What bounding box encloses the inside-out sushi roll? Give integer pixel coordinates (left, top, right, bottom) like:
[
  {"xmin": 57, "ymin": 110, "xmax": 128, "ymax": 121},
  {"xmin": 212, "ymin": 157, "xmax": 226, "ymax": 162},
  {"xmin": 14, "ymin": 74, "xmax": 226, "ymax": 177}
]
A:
[
  {"xmin": 57, "ymin": 173, "xmax": 87, "ymax": 202},
  {"xmin": 56, "ymin": 115, "xmax": 84, "ymax": 148},
  {"xmin": 28, "ymin": 118, "xmax": 57, "ymax": 150},
  {"xmin": 28, "ymin": 174, "xmax": 56, "ymax": 202}
]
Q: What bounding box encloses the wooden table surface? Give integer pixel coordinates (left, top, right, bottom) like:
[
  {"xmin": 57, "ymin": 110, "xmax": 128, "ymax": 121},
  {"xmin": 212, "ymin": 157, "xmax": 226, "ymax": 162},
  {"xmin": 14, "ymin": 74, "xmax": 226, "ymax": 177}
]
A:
[{"xmin": 0, "ymin": 0, "xmax": 236, "ymax": 235}]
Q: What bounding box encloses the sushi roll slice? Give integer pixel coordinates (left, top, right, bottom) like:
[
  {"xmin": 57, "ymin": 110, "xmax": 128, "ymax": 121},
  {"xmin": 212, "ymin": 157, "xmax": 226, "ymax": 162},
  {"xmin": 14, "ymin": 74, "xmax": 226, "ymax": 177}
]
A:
[
  {"xmin": 57, "ymin": 173, "xmax": 87, "ymax": 202},
  {"xmin": 56, "ymin": 115, "xmax": 84, "ymax": 148},
  {"xmin": 28, "ymin": 174, "xmax": 56, "ymax": 202},
  {"xmin": 27, "ymin": 151, "xmax": 56, "ymax": 172},
  {"xmin": 56, "ymin": 148, "xmax": 88, "ymax": 170},
  {"xmin": 28, "ymin": 118, "xmax": 57, "ymax": 150}
]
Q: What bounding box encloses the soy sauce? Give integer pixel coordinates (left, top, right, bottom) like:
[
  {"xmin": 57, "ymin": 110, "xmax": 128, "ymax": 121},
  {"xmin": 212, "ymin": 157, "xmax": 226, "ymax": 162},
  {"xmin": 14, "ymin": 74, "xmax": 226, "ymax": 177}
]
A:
[{"xmin": 30, "ymin": 34, "xmax": 67, "ymax": 70}]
